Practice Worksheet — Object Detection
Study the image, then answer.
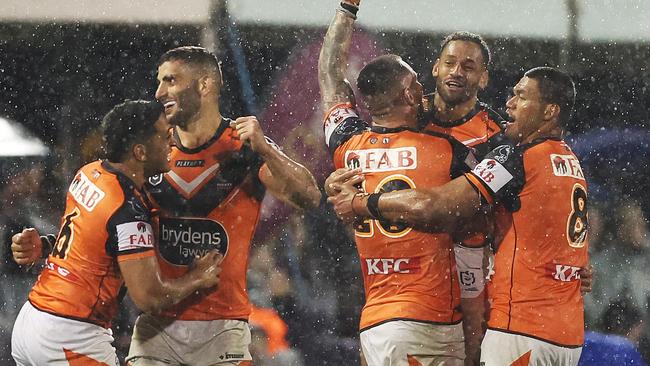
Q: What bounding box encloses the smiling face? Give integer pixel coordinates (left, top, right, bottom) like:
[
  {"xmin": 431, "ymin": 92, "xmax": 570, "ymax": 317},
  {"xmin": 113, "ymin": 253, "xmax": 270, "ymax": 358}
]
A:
[
  {"xmin": 142, "ymin": 113, "xmax": 173, "ymax": 178},
  {"xmin": 155, "ymin": 60, "xmax": 202, "ymax": 129},
  {"xmin": 504, "ymin": 76, "xmax": 548, "ymax": 144},
  {"xmin": 433, "ymin": 40, "xmax": 488, "ymax": 107}
]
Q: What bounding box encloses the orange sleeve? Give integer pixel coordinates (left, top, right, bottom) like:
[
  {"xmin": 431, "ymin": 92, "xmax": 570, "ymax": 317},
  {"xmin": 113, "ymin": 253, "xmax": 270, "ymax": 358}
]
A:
[
  {"xmin": 116, "ymin": 249, "xmax": 155, "ymax": 262},
  {"xmin": 464, "ymin": 173, "xmax": 495, "ymax": 205}
]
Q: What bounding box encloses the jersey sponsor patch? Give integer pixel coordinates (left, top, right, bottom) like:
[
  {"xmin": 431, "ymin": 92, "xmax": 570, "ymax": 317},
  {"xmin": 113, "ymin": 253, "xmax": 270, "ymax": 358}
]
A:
[
  {"xmin": 345, "ymin": 147, "xmax": 417, "ymax": 173},
  {"xmin": 324, "ymin": 105, "xmax": 359, "ymax": 147},
  {"xmin": 472, "ymin": 158, "xmax": 513, "ymax": 193},
  {"xmin": 116, "ymin": 221, "xmax": 155, "ymax": 252},
  {"xmin": 363, "ymin": 257, "xmax": 421, "ymax": 275},
  {"xmin": 550, "ymin": 154, "xmax": 585, "ymax": 180},
  {"xmin": 158, "ymin": 217, "xmax": 228, "ymax": 266},
  {"xmin": 547, "ymin": 263, "xmax": 582, "ymax": 282},
  {"xmin": 68, "ymin": 171, "xmax": 106, "ymax": 212}
]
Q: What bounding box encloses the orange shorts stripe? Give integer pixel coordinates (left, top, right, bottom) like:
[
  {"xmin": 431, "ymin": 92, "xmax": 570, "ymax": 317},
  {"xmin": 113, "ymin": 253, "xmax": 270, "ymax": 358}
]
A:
[{"xmin": 64, "ymin": 348, "xmax": 110, "ymax": 366}]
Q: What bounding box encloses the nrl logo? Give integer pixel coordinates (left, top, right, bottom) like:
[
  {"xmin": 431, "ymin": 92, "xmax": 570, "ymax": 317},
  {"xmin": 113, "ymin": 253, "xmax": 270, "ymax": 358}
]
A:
[{"xmin": 148, "ymin": 174, "xmax": 164, "ymax": 186}]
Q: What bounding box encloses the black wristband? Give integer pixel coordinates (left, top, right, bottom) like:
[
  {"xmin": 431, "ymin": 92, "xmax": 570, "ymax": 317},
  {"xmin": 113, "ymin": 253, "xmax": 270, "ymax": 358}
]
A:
[
  {"xmin": 40, "ymin": 234, "xmax": 55, "ymax": 258},
  {"xmin": 366, "ymin": 193, "xmax": 383, "ymax": 220},
  {"xmin": 340, "ymin": 2, "xmax": 359, "ymax": 17}
]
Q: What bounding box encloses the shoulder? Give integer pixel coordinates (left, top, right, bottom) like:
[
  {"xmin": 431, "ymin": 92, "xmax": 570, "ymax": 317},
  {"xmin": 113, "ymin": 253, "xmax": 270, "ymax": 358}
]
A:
[
  {"xmin": 70, "ymin": 161, "xmax": 126, "ymax": 214},
  {"xmin": 324, "ymin": 103, "xmax": 369, "ymax": 155},
  {"xmin": 478, "ymin": 102, "xmax": 506, "ymax": 130}
]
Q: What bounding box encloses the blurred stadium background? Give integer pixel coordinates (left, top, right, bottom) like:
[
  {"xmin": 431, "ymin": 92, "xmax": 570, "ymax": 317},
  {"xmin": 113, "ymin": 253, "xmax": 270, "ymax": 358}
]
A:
[{"xmin": 1, "ymin": 0, "xmax": 650, "ymax": 365}]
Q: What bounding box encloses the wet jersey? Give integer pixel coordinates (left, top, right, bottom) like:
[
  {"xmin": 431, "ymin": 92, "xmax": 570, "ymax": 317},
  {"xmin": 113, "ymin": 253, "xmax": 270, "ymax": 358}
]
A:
[
  {"xmin": 325, "ymin": 103, "xmax": 470, "ymax": 331},
  {"xmin": 466, "ymin": 138, "xmax": 589, "ymax": 346},
  {"xmin": 29, "ymin": 161, "xmax": 156, "ymax": 328},
  {"xmin": 145, "ymin": 118, "xmax": 266, "ymax": 321},
  {"xmin": 423, "ymin": 101, "xmax": 507, "ymax": 159}
]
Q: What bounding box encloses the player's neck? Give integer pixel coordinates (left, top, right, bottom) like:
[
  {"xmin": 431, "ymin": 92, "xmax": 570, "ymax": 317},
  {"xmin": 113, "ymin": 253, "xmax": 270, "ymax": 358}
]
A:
[
  {"xmin": 370, "ymin": 103, "xmax": 419, "ymax": 129},
  {"xmin": 106, "ymin": 161, "xmax": 145, "ymax": 189},
  {"xmin": 520, "ymin": 123, "xmax": 563, "ymax": 145},
  {"xmin": 175, "ymin": 104, "xmax": 223, "ymax": 149},
  {"xmin": 433, "ymin": 94, "xmax": 477, "ymax": 123}
]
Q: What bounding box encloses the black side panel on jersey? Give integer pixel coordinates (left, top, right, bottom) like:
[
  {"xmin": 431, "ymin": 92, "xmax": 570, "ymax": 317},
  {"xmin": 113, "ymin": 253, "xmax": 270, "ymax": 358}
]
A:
[
  {"xmin": 146, "ymin": 144, "xmax": 266, "ymax": 218},
  {"xmin": 328, "ymin": 116, "xmax": 370, "ymax": 156},
  {"xmin": 473, "ymin": 131, "xmax": 510, "ymax": 160},
  {"xmin": 421, "ymin": 130, "xmax": 474, "ymax": 178},
  {"xmin": 481, "ymin": 144, "xmax": 526, "ymax": 212},
  {"xmin": 104, "ymin": 174, "xmax": 153, "ymax": 257}
]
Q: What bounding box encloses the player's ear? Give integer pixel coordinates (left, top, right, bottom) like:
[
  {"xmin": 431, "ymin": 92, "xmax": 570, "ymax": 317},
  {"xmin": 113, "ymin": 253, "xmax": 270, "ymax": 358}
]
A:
[
  {"xmin": 479, "ymin": 69, "xmax": 489, "ymax": 90},
  {"xmin": 133, "ymin": 144, "xmax": 147, "ymax": 162},
  {"xmin": 198, "ymin": 75, "xmax": 211, "ymax": 96},
  {"xmin": 544, "ymin": 103, "xmax": 560, "ymax": 121},
  {"xmin": 403, "ymin": 86, "xmax": 417, "ymax": 106},
  {"xmin": 432, "ymin": 59, "xmax": 440, "ymax": 78}
]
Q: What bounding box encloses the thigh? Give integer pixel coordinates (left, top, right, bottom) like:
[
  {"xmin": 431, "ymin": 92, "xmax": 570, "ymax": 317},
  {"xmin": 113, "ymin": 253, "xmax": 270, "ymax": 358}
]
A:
[
  {"xmin": 127, "ymin": 314, "xmax": 252, "ymax": 366},
  {"xmin": 12, "ymin": 302, "xmax": 118, "ymax": 366},
  {"xmin": 481, "ymin": 329, "xmax": 582, "ymax": 366},
  {"xmin": 360, "ymin": 321, "xmax": 465, "ymax": 366}
]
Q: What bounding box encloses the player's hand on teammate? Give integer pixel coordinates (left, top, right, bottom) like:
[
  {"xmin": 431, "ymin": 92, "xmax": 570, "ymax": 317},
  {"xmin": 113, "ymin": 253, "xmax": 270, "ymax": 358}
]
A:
[
  {"xmin": 580, "ymin": 264, "xmax": 594, "ymax": 294},
  {"xmin": 11, "ymin": 228, "xmax": 42, "ymax": 266},
  {"xmin": 324, "ymin": 167, "xmax": 364, "ymax": 196},
  {"xmin": 231, "ymin": 116, "xmax": 271, "ymax": 154},
  {"xmin": 190, "ymin": 250, "xmax": 224, "ymax": 289},
  {"xmin": 326, "ymin": 168, "xmax": 365, "ymax": 223}
]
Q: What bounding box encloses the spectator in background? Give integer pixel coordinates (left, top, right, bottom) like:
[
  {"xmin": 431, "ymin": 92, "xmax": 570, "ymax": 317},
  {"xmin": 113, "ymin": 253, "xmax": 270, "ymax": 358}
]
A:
[
  {"xmin": 578, "ymin": 299, "xmax": 647, "ymax": 365},
  {"xmin": 248, "ymin": 305, "xmax": 305, "ymax": 366},
  {"xmin": 0, "ymin": 158, "xmax": 58, "ymax": 363},
  {"xmin": 585, "ymin": 199, "xmax": 650, "ymax": 326}
]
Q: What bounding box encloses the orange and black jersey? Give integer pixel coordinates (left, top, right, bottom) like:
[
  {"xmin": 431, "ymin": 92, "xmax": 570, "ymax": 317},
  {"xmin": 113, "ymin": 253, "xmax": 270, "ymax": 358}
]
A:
[
  {"xmin": 466, "ymin": 138, "xmax": 589, "ymax": 346},
  {"xmin": 423, "ymin": 101, "xmax": 509, "ymax": 160},
  {"xmin": 325, "ymin": 103, "xmax": 472, "ymax": 330},
  {"xmin": 145, "ymin": 117, "xmax": 268, "ymax": 321},
  {"xmin": 29, "ymin": 161, "xmax": 156, "ymax": 328}
]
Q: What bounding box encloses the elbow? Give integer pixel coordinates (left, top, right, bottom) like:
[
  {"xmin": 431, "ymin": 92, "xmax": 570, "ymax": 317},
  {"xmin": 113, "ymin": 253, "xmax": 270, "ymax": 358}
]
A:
[{"xmin": 130, "ymin": 292, "xmax": 172, "ymax": 315}]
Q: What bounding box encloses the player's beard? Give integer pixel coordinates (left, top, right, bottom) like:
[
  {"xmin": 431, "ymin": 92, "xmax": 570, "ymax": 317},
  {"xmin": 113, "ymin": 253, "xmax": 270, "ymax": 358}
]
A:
[
  {"xmin": 169, "ymin": 81, "xmax": 202, "ymax": 129},
  {"xmin": 436, "ymin": 77, "xmax": 478, "ymax": 107}
]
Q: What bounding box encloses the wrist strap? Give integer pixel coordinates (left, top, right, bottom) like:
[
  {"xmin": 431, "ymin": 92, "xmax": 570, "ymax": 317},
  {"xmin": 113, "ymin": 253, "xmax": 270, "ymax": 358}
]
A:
[
  {"xmin": 339, "ymin": 2, "xmax": 359, "ymax": 19},
  {"xmin": 366, "ymin": 193, "xmax": 383, "ymax": 220}
]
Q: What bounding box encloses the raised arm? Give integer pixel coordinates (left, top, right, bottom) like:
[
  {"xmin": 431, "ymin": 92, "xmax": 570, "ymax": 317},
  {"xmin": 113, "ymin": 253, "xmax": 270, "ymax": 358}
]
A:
[
  {"xmin": 232, "ymin": 116, "xmax": 321, "ymax": 210},
  {"xmin": 318, "ymin": 0, "xmax": 360, "ymax": 112}
]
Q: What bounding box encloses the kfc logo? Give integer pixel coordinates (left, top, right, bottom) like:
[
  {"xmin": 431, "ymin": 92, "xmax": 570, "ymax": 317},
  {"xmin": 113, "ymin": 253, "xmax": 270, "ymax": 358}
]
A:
[
  {"xmin": 364, "ymin": 257, "xmax": 420, "ymax": 275},
  {"xmin": 549, "ymin": 264, "xmax": 582, "ymax": 282}
]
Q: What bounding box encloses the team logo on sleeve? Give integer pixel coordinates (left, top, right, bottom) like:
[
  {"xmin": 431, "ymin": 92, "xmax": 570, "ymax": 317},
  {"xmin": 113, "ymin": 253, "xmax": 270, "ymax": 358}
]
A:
[
  {"xmin": 324, "ymin": 105, "xmax": 359, "ymax": 147},
  {"xmin": 344, "ymin": 147, "xmax": 417, "ymax": 172},
  {"xmin": 69, "ymin": 171, "xmax": 105, "ymax": 212},
  {"xmin": 158, "ymin": 217, "xmax": 229, "ymax": 266},
  {"xmin": 472, "ymin": 158, "xmax": 513, "ymax": 193},
  {"xmin": 116, "ymin": 221, "xmax": 155, "ymax": 252},
  {"xmin": 550, "ymin": 154, "xmax": 585, "ymax": 180}
]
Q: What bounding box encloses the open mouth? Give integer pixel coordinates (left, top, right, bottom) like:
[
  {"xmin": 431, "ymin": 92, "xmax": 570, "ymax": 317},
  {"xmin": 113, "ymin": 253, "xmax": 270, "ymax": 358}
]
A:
[
  {"xmin": 163, "ymin": 101, "xmax": 177, "ymax": 113},
  {"xmin": 445, "ymin": 80, "xmax": 465, "ymax": 91}
]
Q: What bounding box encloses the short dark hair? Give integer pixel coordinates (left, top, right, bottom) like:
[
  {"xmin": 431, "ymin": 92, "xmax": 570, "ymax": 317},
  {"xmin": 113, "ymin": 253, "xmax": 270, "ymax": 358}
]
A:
[
  {"xmin": 158, "ymin": 46, "xmax": 221, "ymax": 76},
  {"xmin": 440, "ymin": 31, "xmax": 491, "ymax": 68},
  {"xmin": 524, "ymin": 67, "xmax": 576, "ymax": 128},
  {"xmin": 357, "ymin": 54, "xmax": 411, "ymax": 100},
  {"xmin": 101, "ymin": 100, "xmax": 163, "ymax": 162}
]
